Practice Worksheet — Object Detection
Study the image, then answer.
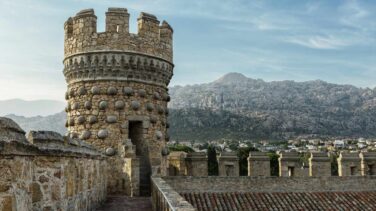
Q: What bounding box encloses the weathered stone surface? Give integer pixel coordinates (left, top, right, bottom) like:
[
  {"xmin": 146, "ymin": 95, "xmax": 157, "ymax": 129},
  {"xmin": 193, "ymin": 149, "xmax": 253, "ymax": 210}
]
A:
[
  {"xmin": 123, "ymin": 87, "xmax": 134, "ymax": 96},
  {"xmin": 105, "ymin": 147, "xmax": 115, "ymax": 156},
  {"xmin": 99, "ymin": 101, "xmax": 108, "ymax": 110},
  {"xmin": 27, "ymin": 131, "xmax": 64, "ymax": 145},
  {"xmin": 31, "ymin": 182, "xmax": 43, "ymax": 203},
  {"xmin": 0, "ymin": 117, "xmax": 27, "ymax": 143},
  {"xmin": 84, "ymin": 101, "xmax": 92, "ymax": 109},
  {"xmin": 107, "ymin": 87, "xmax": 117, "ymax": 95},
  {"xmin": 106, "ymin": 115, "xmax": 118, "ymax": 123},
  {"xmin": 114, "ymin": 100, "xmax": 125, "ymax": 110},
  {"xmin": 79, "ymin": 130, "xmax": 91, "ymax": 140},
  {"xmin": 97, "ymin": 129, "xmax": 108, "ymax": 139},
  {"xmin": 91, "ymin": 86, "xmax": 100, "ymax": 95}
]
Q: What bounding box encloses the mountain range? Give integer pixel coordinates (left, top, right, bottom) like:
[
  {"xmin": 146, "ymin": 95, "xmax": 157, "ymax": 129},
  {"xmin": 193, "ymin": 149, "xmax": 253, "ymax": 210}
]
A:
[{"xmin": 2, "ymin": 73, "xmax": 376, "ymax": 141}]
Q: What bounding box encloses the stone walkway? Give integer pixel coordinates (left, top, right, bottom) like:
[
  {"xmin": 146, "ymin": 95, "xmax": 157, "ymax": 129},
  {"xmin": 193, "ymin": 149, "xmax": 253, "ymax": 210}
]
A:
[{"xmin": 96, "ymin": 195, "xmax": 152, "ymax": 211}]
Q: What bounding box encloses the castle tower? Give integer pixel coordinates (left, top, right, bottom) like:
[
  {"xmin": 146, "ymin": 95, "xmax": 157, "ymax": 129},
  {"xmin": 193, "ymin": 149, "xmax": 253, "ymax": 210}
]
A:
[{"xmin": 63, "ymin": 8, "xmax": 173, "ymax": 195}]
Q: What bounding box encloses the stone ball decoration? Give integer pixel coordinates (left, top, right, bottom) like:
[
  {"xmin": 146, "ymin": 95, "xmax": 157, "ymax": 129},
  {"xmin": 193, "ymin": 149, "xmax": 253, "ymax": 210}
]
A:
[
  {"xmin": 161, "ymin": 147, "xmax": 170, "ymax": 156},
  {"xmin": 99, "ymin": 101, "xmax": 108, "ymax": 110},
  {"xmin": 78, "ymin": 87, "xmax": 86, "ymax": 96},
  {"xmin": 91, "ymin": 86, "xmax": 100, "ymax": 95},
  {"xmin": 72, "ymin": 102, "xmax": 80, "ymax": 110},
  {"xmin": 124, "ymin": 87, "xmax": 134, "ymax": 96},
  {"xmin": 157, "ymin": 106, "xmax": 164, "ymax": 114},
  {"xmin": 69, "ymin": 89, "xmax": 75, "ymax": 97},
  {"xmin": 106, "ymin": 115, "xmax": 118, "ymax": 123},
  {"xmin": 65, "ymin": 106, "xmax": 69, "ymax": 112},
  {"xmin": 105, "ymin": 147, "xmax": 116, "ymax": 156},
  {"xmin": 155, "ymin": 130, "xmax": 163, "ymax": 140},
  {"xmin": 69, "ymin": 118, "xmax": 75, "ymax": 126},
  {"xmin": 166, "ymin": 122, "xmax": 170, "ymax": 128},
  {"xmin": 131, "ymin": 101, "xmax": 140, "ymax": 110},
  {"xmin": 166, "ymin": 95, "xmax": 171, "ymax": 102},
  {"xmin": 65, "ymin": 92, "xmax": 69, "ymax": 100},
  {"xmin": 165, "ymin": 131, "xmax": 170, "ymax": 142},
  {"xmin": 97, "ymin": 129, "xmax": 108, "ymax": 139},
  {"xmin": 107, "ymin": 87, "xmax": 117, "ymax": 95},
  {"xmin": 150, "ymin": 115, "xmax": 157, "ymax": 124},
  {"xmin": 153, "ymin": 92, "xmax": 161, "ymax": 100},
  {"xmin": 69, "ymin": 132, "xmax": 78, "ymax": 139},
  {"xmin": 65, "ymin": 120, "xmax": 68, "ymax": 128},
  {"xmin": 88, "ymin": 116, "xmax": 98, "ymax": 124},
  {"xmin": 84, "ymin": 101, "xmax": 92, "ymax": 109},
  {"xmin": 77, "ymin": 116, "xmax": 86, "ymax": 125},
  {"xmin": 79, "ymin": 130, "xmax": 91, "ymax": 140},
  {"xmin": 115, "ymin": 100, "xmax": 125, "ymax": 110},
  {"xmin": 146, "ymin": 103, "xmax": 154, "ymax": 112},
  {"xmin": 138, "ymin": 89, "xmax": 146, "ymax": 97},
  {"xmin": 165, "ymin": 109, "xmax": 169, "ymax": 115}
]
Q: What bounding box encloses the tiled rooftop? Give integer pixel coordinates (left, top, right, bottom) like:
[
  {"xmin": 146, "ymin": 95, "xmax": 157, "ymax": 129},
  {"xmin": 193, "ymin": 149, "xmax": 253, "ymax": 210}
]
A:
[{"xmin": 180, "ymin": 191, "xmax": 376, "ymax": 211}]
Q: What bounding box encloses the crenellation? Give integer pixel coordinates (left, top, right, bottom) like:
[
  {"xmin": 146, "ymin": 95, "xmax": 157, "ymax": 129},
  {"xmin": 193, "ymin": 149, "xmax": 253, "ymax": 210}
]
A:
[
  {"xmin": 309, "ymin": 152, "xmax": 331, "ymax": 177},
  {"xmin": 248, "ymin": 152, "xmax": 270, "ymax": 176},
  {"xmin": 360, "ymin": 152, "xmax": 376, "ymax": 176},
  {"xmin": 338, "ymin": 152, "xmax": 362, "ymax": 176},
  {"xmin": 105, "ymin": 8, "xmax": 129, "ymax": 33},
  {"xmin": 64, "ymin": 8, "xmax": 173, "ymax": 63}
]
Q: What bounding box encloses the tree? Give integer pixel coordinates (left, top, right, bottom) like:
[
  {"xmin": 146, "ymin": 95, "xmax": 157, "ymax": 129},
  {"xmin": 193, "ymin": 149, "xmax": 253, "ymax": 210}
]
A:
[
  {"xmin": 207, "ymin": 145, "xmax": 218, "ymax": 176},
  {"xmin": 238, "ymin": 147, "xmax": 258, "ymax": 176},
  {"xmin": 168, "ymin": 144, "xmax": 194, "ymax": 153},
  {"xmin": 267, "ymin": 152, "xmax": 279, "ymax": 176}
]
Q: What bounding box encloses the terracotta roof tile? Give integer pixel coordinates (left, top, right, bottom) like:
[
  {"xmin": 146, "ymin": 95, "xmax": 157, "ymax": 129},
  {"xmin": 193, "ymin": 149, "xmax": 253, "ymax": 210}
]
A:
[{"xmin": 180, "ymin": 191, "xmax": 376, "ymax": 211}]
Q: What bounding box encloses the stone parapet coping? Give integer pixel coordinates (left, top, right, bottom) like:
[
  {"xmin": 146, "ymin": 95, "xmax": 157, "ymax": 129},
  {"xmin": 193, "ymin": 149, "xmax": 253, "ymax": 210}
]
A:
[{"xmin": 151, "ymin": 177, "xmax": 196, "ymax": 211}]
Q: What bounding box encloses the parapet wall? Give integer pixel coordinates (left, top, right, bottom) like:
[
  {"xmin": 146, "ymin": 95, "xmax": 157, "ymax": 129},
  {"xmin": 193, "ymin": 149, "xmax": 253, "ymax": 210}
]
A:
[
  {"xmin": 64, "ymin": 8, "xmax": 173, "ymax": 62},
  {"xmin": 0, "ymin": 118, "xmax": 107, "ymax": 211},
  {"xmin": 162, "ymin": 176, "xmax": 376, "ymax": 193}
]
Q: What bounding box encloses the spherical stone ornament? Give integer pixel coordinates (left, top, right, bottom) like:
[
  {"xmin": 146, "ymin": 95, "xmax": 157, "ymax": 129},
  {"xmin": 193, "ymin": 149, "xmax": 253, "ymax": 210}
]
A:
[
  {"xmin": 157, "ymin": 106, "xmax": 164, "ymax": 114},
  {"xmin": 115, "ymin": 100, "xmax": 125, "ymax": 110},
  {"xmin": 69, "ymin": 89, "xmax": 75, "ymax": 97},
  {"xmin": 97, "ymin": 129, "xmax": 108, "ymax": 139},
  {"xmin": 65, "ymin": 92, "xmax": 69, "ymax": 100},
  {"xmin": 79, "ymin": 130, "xmax": 91, "ymax": 140},
  {"xmin": 153, "ymin": 92, "xmax": 161, "ymax": 100},
  {"xmin": 131, "ymin": 101, "xmax": 140, "ymax": 110},
  {"xmin": 138, "ymin": 89, "xmax": 146, "ymax": 97},
  {"xmin": 124, "ymin": 87, "xmax": 134, "ymax": 96},
  {"xmin": 65, "ymin": 120, "xmax": 68, "ymax": 128},
  {"xmin": 99, "ymin": 101, "xmax": 108, "ymax": 110},
  {"xmin": 166, "ymin": 95, "xmax": 171, "ymax": 102},
  {"xmin": 106, "ymin": 115, "xmax": 118, "ymax": 123},
  {"xmin": 146, "ymin": 103, "xmax": 154, "ymax": 112},
  {"xmin": 78, "ymin": 87, "xmax": 86, "ymax": 96},
  {"xmin": 72, "ymin": 102, "xmax": 80, "ymax": 110},
  {"xmin": 67, "ymin": 103, "xmax": 71, "ymax": 111},
  {"xmin": 77, "ymin": 116, "xmax": 86, "ymax": 125},
  {"xmin": 69, "ymin": 118, "xmax": 75, "ymax": 126},
  {"xmin": 165, "ymin": 131, "xmax": 170, "ymax": 142},
  {"xmin": 84, "ymin": 101, "xmax": 92, "ymax": 110},
  {"xmin": 105, "ymin": 147, "xmax": 116, "ymax": 156},
  {"xmin": 161, "ymin": 147, "xmax": 170, "ymax": 156},
  {"xmin": 150, "ymin": 115, "xmax": 157, "ymax": 124},
  {"xmin": 166, "ymin": 122, "xmax": 170, "ymax": 128},
  {"xmin": 69, "ymin": 132, "xmax": 78, "ymax": 139},
  {"xmin": 88, "ymin": 116, "xmax": 98, "ymax": 124},
  {"xmin": 91, "ymin": 86, "xmax": 100, "ymax": 95},
  {"xmin": 165, "ymin": 109, "xmax": 169, "ymax": 115},
  {"xmin": 107, "ymin": 87, "xmax": 117, "ymax": 95},
  {"xmin": 155, "ymin": 130, "xmax": 163, "ymax": 140}
]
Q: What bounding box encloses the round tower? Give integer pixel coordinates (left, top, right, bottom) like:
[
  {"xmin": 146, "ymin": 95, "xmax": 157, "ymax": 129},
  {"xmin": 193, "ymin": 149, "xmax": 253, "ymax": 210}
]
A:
[{"xmin": 63, "ymin": 8, "xmax": 173, "ymax": 195}]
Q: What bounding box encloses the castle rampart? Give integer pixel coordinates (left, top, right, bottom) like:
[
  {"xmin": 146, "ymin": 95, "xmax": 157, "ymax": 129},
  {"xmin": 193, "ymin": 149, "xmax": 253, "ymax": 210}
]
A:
[{"xmin": 0, "ymin": 118, "xmax": 107, "ymax": 211}]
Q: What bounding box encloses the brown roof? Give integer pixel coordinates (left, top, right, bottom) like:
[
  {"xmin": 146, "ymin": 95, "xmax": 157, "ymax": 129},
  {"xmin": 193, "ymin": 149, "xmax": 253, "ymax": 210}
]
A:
[{"xmin": 180, "ymin": 191, "xmax": 376, "ymax": 211}]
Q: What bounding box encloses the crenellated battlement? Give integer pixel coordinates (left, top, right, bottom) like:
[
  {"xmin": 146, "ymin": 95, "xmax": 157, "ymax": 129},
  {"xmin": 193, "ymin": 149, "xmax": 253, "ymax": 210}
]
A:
[{"xmin": 64, "ymin": 8, "xmax": 173, "ymax": 63}]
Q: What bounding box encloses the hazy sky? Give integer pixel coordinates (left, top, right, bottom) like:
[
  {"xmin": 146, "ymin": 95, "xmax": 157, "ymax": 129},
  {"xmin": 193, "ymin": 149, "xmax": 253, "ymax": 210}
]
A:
[{"xmin": 0, "ymin": 0, "xmax": 375, "ymax": 101}]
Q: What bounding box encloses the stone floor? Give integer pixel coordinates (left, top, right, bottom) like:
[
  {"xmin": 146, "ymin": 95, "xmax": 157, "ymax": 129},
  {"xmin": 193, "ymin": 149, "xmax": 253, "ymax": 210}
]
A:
[{"xmin": 96, "ymin": 195, "xmax": 152, "ymax": 211}]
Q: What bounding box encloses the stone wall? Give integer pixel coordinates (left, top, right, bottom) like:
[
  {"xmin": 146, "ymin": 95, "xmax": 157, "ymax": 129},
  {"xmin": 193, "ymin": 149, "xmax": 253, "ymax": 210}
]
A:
[
  {"xmin": 0, "ymin": 118, "xmax": 107, "ymax": 211},
  {"xmin": 217, "ymin": 152, "xmax": 239, "ymax": 176},
  {"xmin": 63, "ymin": 8, "xmax": 173, "ymax": 194},
  {"xmin": 162, "ymin": 176, "xmax": 376, "ymax": 193}
]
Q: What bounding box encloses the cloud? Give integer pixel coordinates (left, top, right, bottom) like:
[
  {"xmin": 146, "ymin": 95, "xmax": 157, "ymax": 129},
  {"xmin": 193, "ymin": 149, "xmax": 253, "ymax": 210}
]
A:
[{"xmin": 286, "ymin": 35, "xmax": 350, "ymax": 49}]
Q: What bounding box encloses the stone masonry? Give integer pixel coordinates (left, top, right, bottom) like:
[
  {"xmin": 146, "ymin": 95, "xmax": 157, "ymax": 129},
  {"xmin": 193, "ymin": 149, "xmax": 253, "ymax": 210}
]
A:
[
  {"xmin": 279, "ymin": 152, "xmax": 308, "ymax": 177},
  {"xmin": 360, "ymin": 152, "xmax": 376, "ymax": 176},
  {"xmin": 248, "ymin": 152, "xmax": 270, "ymax": 176},
  {"xmin": 185, "ymin": 152, "xmax": 208, "ymax": 176},
  {"xmin": 63, "ymin": 8, "xmax": 174, "ymax": 195},
  {"xmin": 309, "ymin": 152, "xmax": 331, "ymax": 177},
  {"xmin": 217, "ymin": 152, "xmax": 239, "ymax": 176},
  {"xmin": 0, "ymin": 118, "xmax": 107, "ymax": 211},
  {"xmin": 338, "ymin": 152, "xmax": 362, "ymax": 176},
  {"xmin": 168, "ymin": 151, "xmax": 187, "ymax": 176}
]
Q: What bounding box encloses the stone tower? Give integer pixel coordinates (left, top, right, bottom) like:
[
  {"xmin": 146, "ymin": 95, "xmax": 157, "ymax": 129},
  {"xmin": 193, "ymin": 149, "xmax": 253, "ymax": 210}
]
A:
[{"xmin": 63, "ymin": 8, "xmax": 173, "ymax": 195}]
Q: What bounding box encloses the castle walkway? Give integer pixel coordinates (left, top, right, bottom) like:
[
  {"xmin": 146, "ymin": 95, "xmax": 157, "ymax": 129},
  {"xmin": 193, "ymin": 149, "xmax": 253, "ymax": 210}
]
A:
[{"xmin": 96, "ymin": 195, "xmax": 152, "ymax": 211}]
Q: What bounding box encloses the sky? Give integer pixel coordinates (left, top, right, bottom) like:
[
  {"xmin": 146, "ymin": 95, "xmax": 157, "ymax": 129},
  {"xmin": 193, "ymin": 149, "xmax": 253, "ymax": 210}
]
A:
[{"xmin": 0, "ymin": 0, "xmax": 375, "ymax": 101}]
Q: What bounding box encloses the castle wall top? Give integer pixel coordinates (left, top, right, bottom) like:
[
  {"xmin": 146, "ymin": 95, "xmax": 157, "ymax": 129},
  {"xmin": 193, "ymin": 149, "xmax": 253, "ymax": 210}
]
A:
[{"xmin": 64, "ymin": 8, "xmax": 173, "ymax": 63}]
